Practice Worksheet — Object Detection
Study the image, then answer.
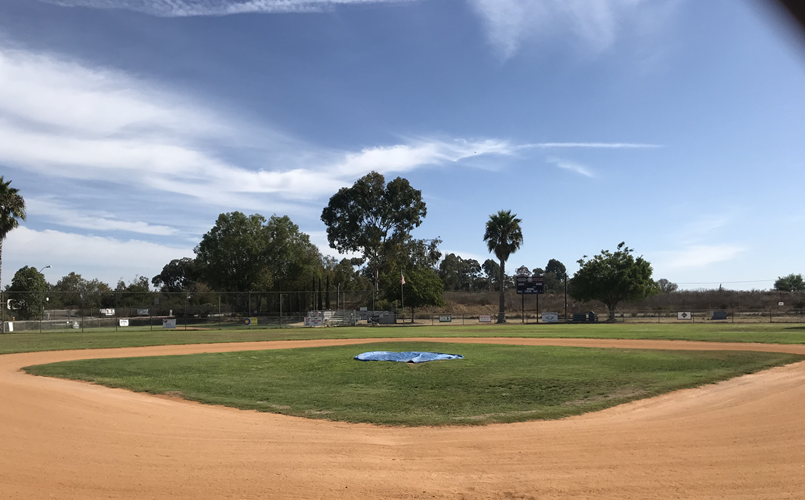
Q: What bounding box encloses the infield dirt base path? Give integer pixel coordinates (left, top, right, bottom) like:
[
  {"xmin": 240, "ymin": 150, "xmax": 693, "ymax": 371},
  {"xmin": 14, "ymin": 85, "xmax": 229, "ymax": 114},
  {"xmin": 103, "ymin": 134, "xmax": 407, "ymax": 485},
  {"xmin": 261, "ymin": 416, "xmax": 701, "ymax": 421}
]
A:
[{"xmin": 2, "ymin": 337, "xmax": 805, "ymax": 499}]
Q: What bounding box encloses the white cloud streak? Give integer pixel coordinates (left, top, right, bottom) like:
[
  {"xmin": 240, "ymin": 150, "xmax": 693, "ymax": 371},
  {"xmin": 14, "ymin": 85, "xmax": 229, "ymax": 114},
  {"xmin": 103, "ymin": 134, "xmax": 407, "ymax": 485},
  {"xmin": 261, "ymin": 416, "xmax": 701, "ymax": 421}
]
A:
[
  {"xmin": 43, "ymin": 0, "xmax": 677, "ymax": 60},
  {"xmin": 0, "ymin": 46, "xmax": 518, "ymax": 211},
  {"xmin": 660, "ymin": 245, "xmax": 746, "ymax": 269},
  {"xmin": 43, "ymin": 0, "xmax": 413, "ymax": 16},
  {"xmin": 467, "ymin": 0, "xmax": 675, "ymax": 59},
  {"xmin": 523, "ymin": 142, "xmax": 662, "ymax": 149},
  {"xmin": 547, "ymin": 157, "xmax": 595, "ymax": 178},
  {"xmin": 27, "ymin": 199, "xmax": 178, "ymax": 236}
]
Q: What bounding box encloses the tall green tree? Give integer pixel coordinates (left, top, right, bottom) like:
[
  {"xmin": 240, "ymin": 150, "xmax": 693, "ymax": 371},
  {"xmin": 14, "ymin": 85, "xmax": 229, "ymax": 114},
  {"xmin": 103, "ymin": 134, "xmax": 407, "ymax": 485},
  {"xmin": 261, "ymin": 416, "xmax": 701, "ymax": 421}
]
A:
[
  {"xmin": 482, "ymin": 259, "xmax": 501, "ymax": 291},
  {"xmin": 152, "ymin": 258, "xmax": 198, "ymax": 292},
  {"xmin": 382, "ymin": 265, "xmax": 444, "ymax": 320},
  {"xmin": 657, "ymin": 278, "xmax": 679, "ymax": 293},
  {"xmin": 6, "ymin": 266, "xmax": 48, "ymax": 320},
  {"xmin": 52, "ymin": 272, "xmax": 112, "ymax": 309},
  {"xmin": 263, "ymin": 215, "xmax": 321, "ymax": 291},
  {"xmin": 321, "ymin": 171, "xmax": 427, "ymax": 290},
  {"xmin": 195, "ymin": 212, "xmax": 271, "ymax": 293},
  {"xmin": 570, "ymin": 242, "xmax": 659, "ymax": 321},
  {"xmin": 774, "ymin": 274, "xmax": 805, "ymax": 292},
  {"xmin": 545, "ymin": 259, "xmax": 567, "ymax": 281},
  {"xmin": 0, "ymin": 177, "xmax": 26, "ymax": 325},
  {"xmin": 115, "ymin": 276, "xmax": 153, "ymax": 307},
  {"xmin": 483, "ymin": 210, "xmax": 523, "ymax": 323}
]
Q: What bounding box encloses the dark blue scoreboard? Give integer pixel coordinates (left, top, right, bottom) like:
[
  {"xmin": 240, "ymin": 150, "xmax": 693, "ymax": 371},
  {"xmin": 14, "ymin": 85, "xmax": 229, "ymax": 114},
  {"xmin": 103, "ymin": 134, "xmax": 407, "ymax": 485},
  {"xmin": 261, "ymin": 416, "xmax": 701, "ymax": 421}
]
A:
[{"xmin": 515, "ymin": 276, "xmax": 544, "ymax": 294}]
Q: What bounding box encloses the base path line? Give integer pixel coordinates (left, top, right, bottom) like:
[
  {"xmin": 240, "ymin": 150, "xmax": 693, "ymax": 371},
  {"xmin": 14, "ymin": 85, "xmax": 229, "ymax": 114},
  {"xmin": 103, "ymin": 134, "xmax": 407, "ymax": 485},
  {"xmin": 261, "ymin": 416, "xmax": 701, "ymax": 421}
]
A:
[{"xmin": 1, "ymin": 338, "xmax": 804, "ymax": 499}]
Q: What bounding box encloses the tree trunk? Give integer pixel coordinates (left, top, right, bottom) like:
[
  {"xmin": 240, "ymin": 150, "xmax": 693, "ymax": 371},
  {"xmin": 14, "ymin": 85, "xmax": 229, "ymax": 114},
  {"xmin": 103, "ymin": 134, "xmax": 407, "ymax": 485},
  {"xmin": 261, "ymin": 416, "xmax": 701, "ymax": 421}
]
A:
[
  {"xmin": 607, "ymin": 302, "xmax": 617, "ymax": 322},
  {"xmin": 497, "ymin": 258, "xmax": 506, "ymax": 323}
]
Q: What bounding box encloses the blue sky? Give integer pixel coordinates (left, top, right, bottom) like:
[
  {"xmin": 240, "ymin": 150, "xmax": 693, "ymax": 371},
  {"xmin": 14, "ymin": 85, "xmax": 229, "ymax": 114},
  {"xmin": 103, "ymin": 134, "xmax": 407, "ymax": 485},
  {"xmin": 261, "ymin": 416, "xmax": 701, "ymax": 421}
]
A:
[{"xmin": 1, "ymin": 0, "xmax": 804, "ymax": 289}]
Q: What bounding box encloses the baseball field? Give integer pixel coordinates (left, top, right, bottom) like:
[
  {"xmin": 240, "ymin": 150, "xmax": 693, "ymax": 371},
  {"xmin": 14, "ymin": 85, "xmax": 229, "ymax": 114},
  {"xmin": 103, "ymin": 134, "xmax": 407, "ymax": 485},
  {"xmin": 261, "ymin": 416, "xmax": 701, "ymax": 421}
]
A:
[{"xmin": 2, "ymin": 323, "xmax": 804, "ymax": 498}]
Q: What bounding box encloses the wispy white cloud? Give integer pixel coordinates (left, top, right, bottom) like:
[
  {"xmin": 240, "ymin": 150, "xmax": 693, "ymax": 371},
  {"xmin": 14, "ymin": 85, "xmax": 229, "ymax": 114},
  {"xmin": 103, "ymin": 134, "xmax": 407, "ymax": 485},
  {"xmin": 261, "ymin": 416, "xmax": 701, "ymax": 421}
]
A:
[
  {"xmin": 0, "ymin": 46, "xmax": 517, "ymax": 212},
  {"xmin": 42, "ymin": 0, "xmax": 679, "ymax": 60},
  {"xmin": 660, "ymin": 244, "xmax": 746, "ymax": 269},
  {"xmin": 523, "ymin": 142, "xmax": 662, "ymax": 149},
  {"xmin": 466, "ymin": 0, "xmax": 677, "ymax": 59},
  {"xmin": 27, "ymin": 199, "xmax": 178, "ymax": 236},
  {"xmin": 547, "ymin": 157, "xmax": 595, "ymax": 178},
  {"xmin": 42, "ymin": 0, "xmax": 414, "ymax": 16},
  {"xmin": 2, "ymin": 227, "xmax": 193, "ymax": 286}
]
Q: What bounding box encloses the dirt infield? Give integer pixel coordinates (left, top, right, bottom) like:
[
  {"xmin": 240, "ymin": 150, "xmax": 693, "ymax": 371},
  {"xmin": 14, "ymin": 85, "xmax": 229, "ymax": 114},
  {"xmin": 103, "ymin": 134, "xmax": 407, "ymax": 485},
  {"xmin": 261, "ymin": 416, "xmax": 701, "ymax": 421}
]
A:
[{"xmin": 2, "ymin": 338, "xmax": 804, "ymax": 499}]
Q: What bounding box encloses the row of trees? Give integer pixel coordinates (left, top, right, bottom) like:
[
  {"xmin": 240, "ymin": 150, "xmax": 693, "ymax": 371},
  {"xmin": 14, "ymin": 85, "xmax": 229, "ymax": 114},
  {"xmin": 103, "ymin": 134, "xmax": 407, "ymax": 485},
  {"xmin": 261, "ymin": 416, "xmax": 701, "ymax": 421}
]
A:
[{"xmin": 1, "ymin": 173, "xmax": 802, "ymax": 322}]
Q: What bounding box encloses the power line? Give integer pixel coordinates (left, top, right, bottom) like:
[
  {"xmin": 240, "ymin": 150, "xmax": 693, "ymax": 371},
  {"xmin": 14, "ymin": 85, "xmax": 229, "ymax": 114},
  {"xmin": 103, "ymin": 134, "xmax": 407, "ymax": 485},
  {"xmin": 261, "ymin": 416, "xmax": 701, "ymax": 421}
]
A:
[{"xmin": 676, "ymin": 280, "xmax": 775, "ymax": 285}]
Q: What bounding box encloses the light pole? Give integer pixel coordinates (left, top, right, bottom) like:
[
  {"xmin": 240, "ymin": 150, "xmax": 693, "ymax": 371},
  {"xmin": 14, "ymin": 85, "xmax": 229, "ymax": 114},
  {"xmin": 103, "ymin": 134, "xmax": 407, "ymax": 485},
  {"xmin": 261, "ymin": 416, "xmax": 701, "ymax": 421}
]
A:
[{"xmin": 38, "ymin": 266, "xmax": 51, "ymax": 329}]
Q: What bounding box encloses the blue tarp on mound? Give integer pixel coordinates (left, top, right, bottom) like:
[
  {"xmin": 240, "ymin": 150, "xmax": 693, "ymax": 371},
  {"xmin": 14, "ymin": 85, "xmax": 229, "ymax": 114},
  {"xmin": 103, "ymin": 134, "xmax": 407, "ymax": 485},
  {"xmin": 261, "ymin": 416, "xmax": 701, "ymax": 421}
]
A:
[{"xmin": 354, "ymin": 351, "xmax": 465, "ymax": 363}]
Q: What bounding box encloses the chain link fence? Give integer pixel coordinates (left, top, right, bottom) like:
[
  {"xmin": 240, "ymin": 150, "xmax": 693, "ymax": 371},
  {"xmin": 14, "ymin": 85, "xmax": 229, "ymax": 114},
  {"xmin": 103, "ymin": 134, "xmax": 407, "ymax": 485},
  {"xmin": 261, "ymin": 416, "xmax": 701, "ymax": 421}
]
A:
[
  {"xmin": 0, "ymin": 290, "xmax": 375, "ymax": 333},
  {"xmin": 1, "ymin": 288, "xmax": 803, "ymax": 333}
]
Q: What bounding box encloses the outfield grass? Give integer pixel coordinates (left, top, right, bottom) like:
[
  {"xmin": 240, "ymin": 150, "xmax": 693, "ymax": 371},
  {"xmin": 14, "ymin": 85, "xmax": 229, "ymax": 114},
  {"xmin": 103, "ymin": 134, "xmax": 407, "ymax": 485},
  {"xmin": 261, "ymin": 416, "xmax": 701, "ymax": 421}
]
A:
[
  {"xmin": 2, "ymin": 323, "xmax": 805, "ymax": 355},
  {"xmin": 25, "ymin": 342, "xmax": 804, "ymax": 426}
]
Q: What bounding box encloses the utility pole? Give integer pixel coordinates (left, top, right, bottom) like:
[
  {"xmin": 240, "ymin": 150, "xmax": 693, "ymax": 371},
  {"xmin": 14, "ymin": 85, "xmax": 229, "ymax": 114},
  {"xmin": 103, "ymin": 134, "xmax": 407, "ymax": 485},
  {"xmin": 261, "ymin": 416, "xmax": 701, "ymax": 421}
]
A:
[{"xmin": 564, "ymin": 277, "xmax": 568, "ymax": 322}]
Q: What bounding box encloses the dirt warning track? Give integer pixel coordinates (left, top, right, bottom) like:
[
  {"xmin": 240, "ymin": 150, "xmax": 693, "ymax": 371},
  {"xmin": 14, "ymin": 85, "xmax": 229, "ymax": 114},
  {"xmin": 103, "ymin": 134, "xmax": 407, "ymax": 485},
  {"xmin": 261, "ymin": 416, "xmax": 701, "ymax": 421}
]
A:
[{"xmin": 2, "ymin": 337, "xmax": 805, "ymax": 499}]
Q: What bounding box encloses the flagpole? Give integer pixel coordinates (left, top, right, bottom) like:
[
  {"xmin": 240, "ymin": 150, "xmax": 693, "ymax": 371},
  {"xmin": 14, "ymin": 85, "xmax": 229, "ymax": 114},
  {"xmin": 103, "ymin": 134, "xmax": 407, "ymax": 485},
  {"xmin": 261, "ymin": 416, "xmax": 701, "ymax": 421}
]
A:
[{"xmin": 400, "ymin": 270, "xmax": 405, "ymax": 323}]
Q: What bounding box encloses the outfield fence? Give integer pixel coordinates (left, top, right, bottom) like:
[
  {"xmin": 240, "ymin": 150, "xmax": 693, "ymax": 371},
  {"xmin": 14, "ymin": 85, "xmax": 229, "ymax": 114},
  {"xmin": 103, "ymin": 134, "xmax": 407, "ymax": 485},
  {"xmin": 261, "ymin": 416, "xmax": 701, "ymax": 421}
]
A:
[{"xmin": 1, "ymin": 289, "xmax": 803, "ymax": 333}]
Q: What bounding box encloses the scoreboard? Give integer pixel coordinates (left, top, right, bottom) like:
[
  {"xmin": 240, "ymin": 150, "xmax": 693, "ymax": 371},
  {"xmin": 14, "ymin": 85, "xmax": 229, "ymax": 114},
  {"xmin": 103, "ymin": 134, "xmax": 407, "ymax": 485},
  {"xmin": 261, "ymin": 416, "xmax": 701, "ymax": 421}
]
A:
[{"xmin": 515, "ymin": 276, "xmax": 544, "ymax": 295}]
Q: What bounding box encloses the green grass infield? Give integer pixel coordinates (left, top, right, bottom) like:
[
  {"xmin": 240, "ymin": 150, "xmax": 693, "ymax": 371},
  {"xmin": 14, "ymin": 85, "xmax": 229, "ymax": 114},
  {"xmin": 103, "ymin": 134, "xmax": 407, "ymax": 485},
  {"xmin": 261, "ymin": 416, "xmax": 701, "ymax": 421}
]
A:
[
  {"xmin": 25, "ymin": 342, "xmax": 804, "ymax": 426},
  {"xmin": 3, "ymin": 323, "xmax": 805, "ymax": 355}
]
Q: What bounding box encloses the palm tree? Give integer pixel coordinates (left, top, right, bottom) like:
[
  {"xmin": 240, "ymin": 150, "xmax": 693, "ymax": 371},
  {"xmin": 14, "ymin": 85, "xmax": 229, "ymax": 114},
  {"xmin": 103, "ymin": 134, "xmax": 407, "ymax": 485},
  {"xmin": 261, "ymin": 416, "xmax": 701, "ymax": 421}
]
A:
[
  {"xmin": 0, "ymin": 177, "xmax": 26, "ymax": 327},
  {"xmin": 483, "ymin": 210, "xmax": 523, "ymax": 324}
]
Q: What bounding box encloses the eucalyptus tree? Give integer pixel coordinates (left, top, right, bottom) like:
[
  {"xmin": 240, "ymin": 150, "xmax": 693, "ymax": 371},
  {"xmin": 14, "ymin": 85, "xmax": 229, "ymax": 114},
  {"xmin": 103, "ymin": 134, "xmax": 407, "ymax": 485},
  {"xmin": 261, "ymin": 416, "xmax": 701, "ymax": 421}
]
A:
[
  {"xmin": 321, "ymin": 171, "xmax": 427, "ymax": 291},
  {"xmin": 483, "ymin": 210, "xmax": 523, "ymax": 323},
  {"xmin": 0, "ymin": 177, "xmax": 26, "ymax": 325}
]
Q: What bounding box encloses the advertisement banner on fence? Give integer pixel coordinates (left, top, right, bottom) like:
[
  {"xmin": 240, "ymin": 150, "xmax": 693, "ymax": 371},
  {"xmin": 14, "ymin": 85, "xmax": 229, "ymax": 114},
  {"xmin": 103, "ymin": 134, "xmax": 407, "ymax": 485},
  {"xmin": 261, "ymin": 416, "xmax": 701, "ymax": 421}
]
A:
[
  {"xmin": 137, "ymin": 309, "xmax": 149, "ymax": 316},
  {"xmin": 100, "ymin": 308, "xmax": 115, "ymax": 317},
  {"xmin": 119, "ymin": 319, "xmax": 129, "ymax": 327},
  {"xmin": 304, "ymin": 316, "xmax": 323, "ymax": 327},
  {"xmin": 542, "ymin": 312, "xmax": 559, "ymax": 323},
  {"xmin": 439, "ymin": 315, "xmax": 452, "ymax": 323},
  {"xmin": 677, "ymin": 312, "xmax": 692, "ymax": 320},
  {"xmin": 162, "ymin": 318, "xmax": 176, "ymax": 329},
  {"xmin": 479, "ymin": 314, "xmax": 492, "ymax": 323}
]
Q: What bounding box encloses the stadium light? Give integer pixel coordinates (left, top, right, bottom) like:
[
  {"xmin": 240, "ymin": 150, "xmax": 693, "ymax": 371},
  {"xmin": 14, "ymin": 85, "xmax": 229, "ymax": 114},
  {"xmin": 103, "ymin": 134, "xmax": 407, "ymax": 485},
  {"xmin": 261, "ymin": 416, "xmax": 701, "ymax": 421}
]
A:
[{"xmin": 39, "ymin": 265, "xmax": 51, "ymax": 272}]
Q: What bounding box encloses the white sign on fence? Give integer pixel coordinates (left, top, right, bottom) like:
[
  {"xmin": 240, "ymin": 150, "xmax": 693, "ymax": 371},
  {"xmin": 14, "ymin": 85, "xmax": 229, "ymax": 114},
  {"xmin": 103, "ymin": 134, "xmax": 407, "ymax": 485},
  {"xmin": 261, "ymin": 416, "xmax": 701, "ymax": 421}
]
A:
[
  {"xmin": 119, "ymin": 319, "xmax": 129, "ymax": 327},
  {"xmin": 779, "ymin": 302, "xmax": 785, "ymax": 306},
  {"xmin": 677, "ymin": 312, "xmax": 692, "ymax": 320},
  {"xmin": 162, "ymin": 318, "xmax": 177, "ymax": 329},
  {"xmin": 137, "ymin": 309, "xmax": 149, "ymax": 316},
  {"xmin": 304, "ymin": 316, "xmax": 323, "ymax": 327},
  {"xmin": 542, "ymin": 312, "xmax": 559, "ymax": 323},
  {"xmin": 479, "ymin": 314, "xmax": 492, "ymax": 323},
  {"xmin": 439, "ymin": 315, "xmax": 452, "ymax": 322},
  {"xmin": 100, "ymin": 308, "xmax": 115, "ymax": 316}
]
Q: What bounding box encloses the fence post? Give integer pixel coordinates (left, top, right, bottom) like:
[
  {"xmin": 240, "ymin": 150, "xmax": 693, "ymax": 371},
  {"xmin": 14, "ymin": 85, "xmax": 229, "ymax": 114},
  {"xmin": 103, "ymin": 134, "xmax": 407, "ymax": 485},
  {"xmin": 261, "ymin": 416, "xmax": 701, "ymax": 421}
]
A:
[{"xmin": 218, "ymin": 295, "xmax": 221, "ymax": 330}]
